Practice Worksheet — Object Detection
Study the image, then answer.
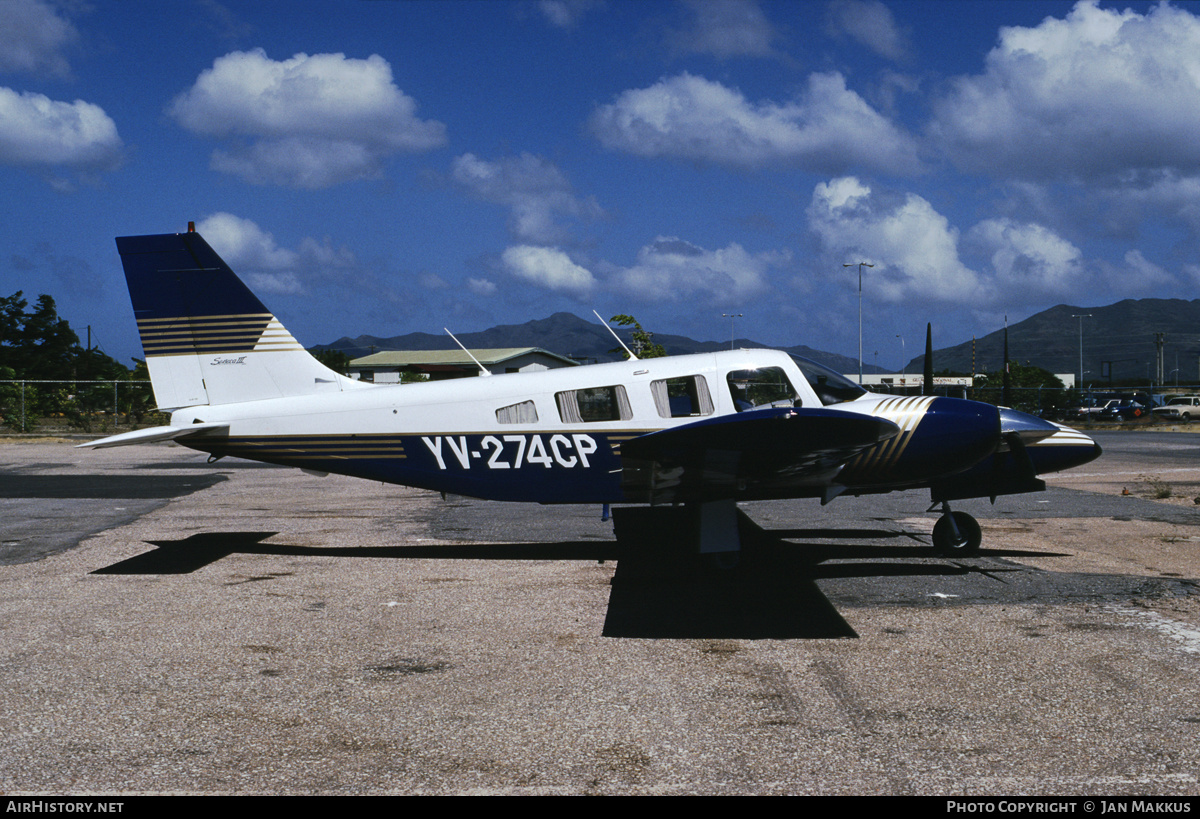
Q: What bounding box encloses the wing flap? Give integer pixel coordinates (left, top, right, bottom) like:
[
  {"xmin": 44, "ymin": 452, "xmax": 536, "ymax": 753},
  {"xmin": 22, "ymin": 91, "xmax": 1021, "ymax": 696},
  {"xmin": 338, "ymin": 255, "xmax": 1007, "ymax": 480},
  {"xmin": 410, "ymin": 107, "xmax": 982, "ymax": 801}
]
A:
[
  {"xmin": 76, "ymin": 422, "xmax": 230, "ymax": 450},
  {"xmin": 620, "ymin": 407, "xmax": 901, "ymax": 503}
]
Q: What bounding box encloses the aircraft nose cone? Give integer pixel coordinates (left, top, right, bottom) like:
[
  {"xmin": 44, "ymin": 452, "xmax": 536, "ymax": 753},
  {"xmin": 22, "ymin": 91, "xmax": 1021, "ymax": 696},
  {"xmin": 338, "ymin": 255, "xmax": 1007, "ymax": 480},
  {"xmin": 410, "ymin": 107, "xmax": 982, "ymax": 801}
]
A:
[{"xmin": 1017, "ymin": 414, "xmax": 1102, "ymax": 474}]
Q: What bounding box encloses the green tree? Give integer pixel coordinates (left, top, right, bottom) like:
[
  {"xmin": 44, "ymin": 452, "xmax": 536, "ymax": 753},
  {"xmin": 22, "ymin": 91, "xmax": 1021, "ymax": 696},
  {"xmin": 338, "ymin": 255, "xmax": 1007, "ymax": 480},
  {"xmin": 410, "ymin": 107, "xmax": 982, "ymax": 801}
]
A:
[
  {"xmin": 609, "ymin": 314, "xmax": 666, "ymax": 359},
  {"xmin": 973, "ymin": 361, "xmax": 1067, "ymax": 414},
  {"xmin": 0, "ymin": 291, "xmax": 80, "ymax": 377},
  {"xmin": 0, "ymin": 291, "xmax": 136, "ymax": 430},
  {"xmin": 0, "ymin": 365, "xmax": 23, "ymax": 430},
  {"xmin": 310, "ymin": 348, "xmax": 351, "ymax": 374}
]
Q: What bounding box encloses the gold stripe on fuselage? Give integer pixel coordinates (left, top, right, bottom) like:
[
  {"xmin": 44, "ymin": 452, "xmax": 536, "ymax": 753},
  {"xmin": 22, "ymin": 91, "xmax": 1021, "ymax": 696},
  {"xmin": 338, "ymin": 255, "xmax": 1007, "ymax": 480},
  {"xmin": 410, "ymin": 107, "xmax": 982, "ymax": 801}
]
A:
[{"xmin": 843, "ymin": 396, "xmax": 934, "ymax": 479}]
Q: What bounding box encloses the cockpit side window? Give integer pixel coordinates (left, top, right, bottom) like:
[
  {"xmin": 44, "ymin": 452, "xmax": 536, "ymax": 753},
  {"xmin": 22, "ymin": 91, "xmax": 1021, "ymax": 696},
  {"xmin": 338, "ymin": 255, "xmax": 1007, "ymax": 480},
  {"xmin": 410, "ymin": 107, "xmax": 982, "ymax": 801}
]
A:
[{"xmin": 726, "ymin": 367, "xmax": 799, "ymax": 412}]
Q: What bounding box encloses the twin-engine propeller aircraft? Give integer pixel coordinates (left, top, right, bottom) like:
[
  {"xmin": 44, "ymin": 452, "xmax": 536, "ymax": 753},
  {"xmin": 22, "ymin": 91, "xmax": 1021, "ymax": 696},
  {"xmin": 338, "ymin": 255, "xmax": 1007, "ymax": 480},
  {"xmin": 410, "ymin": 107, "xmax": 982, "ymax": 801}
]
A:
[{"xmin": 83, "ymin": 226, "xmax": 1101, "ymax": 557}]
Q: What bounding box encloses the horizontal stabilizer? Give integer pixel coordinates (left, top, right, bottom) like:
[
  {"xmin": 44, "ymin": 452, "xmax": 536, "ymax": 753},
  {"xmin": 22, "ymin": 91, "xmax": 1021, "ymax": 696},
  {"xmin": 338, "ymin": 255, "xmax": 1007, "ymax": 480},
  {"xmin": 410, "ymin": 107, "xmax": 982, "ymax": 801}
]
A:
[
  {"xmin": 621, "ymin": 407, "xmax": 900, "ymax": 503},
  {"xmin": 76, "ymin": 422, "xmax": 230, "ymax": 450}
]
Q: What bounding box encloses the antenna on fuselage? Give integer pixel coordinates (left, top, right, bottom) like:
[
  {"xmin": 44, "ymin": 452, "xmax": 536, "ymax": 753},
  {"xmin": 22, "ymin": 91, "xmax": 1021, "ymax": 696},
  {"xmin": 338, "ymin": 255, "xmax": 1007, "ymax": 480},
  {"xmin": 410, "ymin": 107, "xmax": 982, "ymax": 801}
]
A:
[
  {"xmin": 593, "ymin": 310, "xmax": 639, "ymax": 361},
  {"xmin": 444, "ymin": 328, "xmax": 492, "ymax": 377}
]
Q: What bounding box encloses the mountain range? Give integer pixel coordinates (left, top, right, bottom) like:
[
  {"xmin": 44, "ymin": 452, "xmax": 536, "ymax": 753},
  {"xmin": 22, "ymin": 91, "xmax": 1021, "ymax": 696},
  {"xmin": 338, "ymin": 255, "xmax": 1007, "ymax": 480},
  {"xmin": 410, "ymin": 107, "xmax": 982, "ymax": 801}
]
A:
[
  {"xmin": 907, "ymin": 299, "xmax": 1200, "ymax": 385},
  {"xmin": 318, "ymin": 298, "xmax": 1200, "ymax": 385},
  {"xmin": 319, "ymin": 311, "xmax": 878, "ymax": 374}
]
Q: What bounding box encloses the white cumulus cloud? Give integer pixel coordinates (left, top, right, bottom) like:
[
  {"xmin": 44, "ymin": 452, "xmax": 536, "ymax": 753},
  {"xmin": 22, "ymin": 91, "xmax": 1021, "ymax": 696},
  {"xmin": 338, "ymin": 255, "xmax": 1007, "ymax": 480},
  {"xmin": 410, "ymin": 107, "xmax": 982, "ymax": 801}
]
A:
[
  {"xmin": 451, "ymin": 153, "xmax": 604, "ymax": 244},
  {"xmin": 501, "ymin": 245, "xmax": 596, "ymax": 295},
  {"xmin": 967, "ymin": 218, "xmax": 1086, "ymax": 296},
  {"xmin": 591, "ymin": 72, "xmax": 920, "ymax": 174},
  {"xmin": 807, "ymin": 177, "xmax": 1103, "ymax": 309},
  {"xmin": 199, "ymin": 213, "xmax": 297, "ymax": 271},
  {"xmin": 468, "ymin": 277, "xmax": 498, "ymax": 296},
  {"xmin": 612, "ymin": 236, "xmax": 783, "ymax": 303},
  {"xmin": 807, "ymin": 177, "xmax": 980, "ymax": 303},
  {"xmin": 0, "ymin": 88, "xmax": 123, "ymax": 185},
  {"xmin": 825, "ymin": 0, "xmax": 910, "ymax": 62},
  {"xmin": 1113, "ymin": 249, "xmax": 1175, "ymax": 293},
  {"xmin": 536, "ymin": 0, "xmax": 600, "ymax": 29},
  {"xmin": 666, "ymin": 0, "xmax": 781, "ymax": 60},
  {"xmin": 197, "ymin": 213, "xmax": 301, "ymax": 294},
  {"xmin": 0, "ymin": 0, "xmax": 78, "ymax": 78},
  {"xmin": 170, "ymin": 49, "xmax": 447, "ymax": 188},
  {"xmin": 932, "ymin": 0, "xmax": 1200, "ymax": 181}
]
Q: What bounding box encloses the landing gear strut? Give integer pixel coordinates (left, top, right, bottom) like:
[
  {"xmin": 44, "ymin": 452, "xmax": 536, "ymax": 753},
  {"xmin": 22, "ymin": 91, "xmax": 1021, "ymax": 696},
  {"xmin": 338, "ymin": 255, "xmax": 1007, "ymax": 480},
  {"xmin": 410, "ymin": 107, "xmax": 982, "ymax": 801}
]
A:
[{"xmin": 931, "ymin": 502, "xmax": 982, "ymax": 556}]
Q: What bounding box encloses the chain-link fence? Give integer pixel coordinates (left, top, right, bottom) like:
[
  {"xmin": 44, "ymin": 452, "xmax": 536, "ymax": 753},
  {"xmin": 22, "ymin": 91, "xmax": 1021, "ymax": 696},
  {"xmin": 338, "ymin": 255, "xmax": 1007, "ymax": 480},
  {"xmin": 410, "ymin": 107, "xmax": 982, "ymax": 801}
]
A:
[
  {"xmin": 869, "ymin": 382, "xmax": 1199, "ymax": 421},
  {"xmin": 0, "ymin": 379, "xmax": 165, "ymax": 433},
  {"xmin": 5, "ymin": 378, "xmax": 1189, "ymax": 435}
]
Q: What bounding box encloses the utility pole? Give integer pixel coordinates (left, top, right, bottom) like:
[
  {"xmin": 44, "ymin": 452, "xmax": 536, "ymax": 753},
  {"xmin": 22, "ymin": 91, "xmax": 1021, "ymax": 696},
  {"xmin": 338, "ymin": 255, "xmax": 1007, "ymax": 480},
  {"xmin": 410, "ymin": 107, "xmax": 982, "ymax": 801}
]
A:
[
  {"xmin": 924, "ymin": 323, "xmax": 934, "ymax": 397},
  {"xmin": 1072, "ymin": 314, "xmax": 1091, "ymax": 390},
  {"xmin": 1002, "ymin": 316, "xmax": 1010, "ymax": 408},
  {"xmin": 1155, "ymin": 332, "xmax": 1165, "ymax": 386},
  {"xmin": 971, "ymin": 336, "xmax": 976, "ymax": 400},
  {"xmin": 844, "ymin": 262, "xmax": 873, "ymax": 384},
  {"xmin": 721, "ymin": 313, "xmax": 742, "ymax": 350}
]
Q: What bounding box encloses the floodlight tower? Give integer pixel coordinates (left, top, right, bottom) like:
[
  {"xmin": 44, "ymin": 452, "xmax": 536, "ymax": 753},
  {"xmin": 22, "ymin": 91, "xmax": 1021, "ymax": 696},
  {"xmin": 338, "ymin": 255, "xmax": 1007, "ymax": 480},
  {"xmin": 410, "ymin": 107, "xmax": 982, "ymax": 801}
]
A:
[{"xmin": 845, "ymin": 262, "xmax": 874, "ymax": 384}]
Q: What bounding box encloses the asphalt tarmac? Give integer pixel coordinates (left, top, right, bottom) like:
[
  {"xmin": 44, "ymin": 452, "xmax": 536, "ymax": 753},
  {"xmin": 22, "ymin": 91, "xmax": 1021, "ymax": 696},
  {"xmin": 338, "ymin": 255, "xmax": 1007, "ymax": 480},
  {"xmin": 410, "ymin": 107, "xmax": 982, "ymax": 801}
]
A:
[{"xmin": 2, "ymin": 431, "xmax": 1199, "ymax": 795}]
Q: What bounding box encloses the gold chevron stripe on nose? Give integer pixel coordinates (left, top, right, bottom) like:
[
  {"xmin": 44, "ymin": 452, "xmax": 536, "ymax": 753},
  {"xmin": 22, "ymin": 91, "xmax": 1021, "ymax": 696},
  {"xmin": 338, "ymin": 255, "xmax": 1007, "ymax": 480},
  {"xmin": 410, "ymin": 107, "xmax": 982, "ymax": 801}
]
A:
[{"xmin": 844, "ymin": 396, "xmax": 934, "ymax": 478}]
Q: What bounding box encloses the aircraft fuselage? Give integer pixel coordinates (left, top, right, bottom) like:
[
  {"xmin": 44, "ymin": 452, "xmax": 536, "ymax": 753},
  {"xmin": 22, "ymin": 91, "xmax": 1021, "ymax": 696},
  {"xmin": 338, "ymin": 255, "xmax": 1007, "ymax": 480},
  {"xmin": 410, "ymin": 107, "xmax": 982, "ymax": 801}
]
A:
[{"xmin": 161, "ymin": 349, "xmax": 1095, "ymax": 505}]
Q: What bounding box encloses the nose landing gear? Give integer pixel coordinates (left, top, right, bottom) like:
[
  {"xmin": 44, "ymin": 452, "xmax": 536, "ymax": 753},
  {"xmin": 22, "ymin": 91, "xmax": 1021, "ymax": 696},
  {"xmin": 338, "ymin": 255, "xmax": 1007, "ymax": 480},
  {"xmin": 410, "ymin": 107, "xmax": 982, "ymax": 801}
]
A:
[{"xmin": 931, "ymin": 502, "xmax": 982, "ymax": 556}]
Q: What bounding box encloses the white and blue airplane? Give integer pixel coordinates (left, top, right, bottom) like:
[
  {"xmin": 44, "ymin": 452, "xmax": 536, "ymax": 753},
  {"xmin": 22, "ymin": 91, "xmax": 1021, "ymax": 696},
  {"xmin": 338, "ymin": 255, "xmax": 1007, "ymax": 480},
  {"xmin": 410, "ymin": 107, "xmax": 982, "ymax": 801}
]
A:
[{"xmin": 82, "ymin": 226, "xmax": 1101, "ymax": 557}]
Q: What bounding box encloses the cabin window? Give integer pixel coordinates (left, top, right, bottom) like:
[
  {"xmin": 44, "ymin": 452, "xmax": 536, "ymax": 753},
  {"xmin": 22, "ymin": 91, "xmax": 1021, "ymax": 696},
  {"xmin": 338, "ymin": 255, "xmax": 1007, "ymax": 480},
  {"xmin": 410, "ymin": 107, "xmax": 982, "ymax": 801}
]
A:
[
  {"xmin": 496, "ymin": 400, "xmax": 538, "ymax": 424},
  {"xmin": 727, "ymin": 367, "xmax": 799, "ymax": 411},
  {"xmin": 651, "ymin": 375, "xmax": 714, "ymax": 418},
  {"xmin": 555, "ymin": 385, "xmax": 633, "ymax": 423}
]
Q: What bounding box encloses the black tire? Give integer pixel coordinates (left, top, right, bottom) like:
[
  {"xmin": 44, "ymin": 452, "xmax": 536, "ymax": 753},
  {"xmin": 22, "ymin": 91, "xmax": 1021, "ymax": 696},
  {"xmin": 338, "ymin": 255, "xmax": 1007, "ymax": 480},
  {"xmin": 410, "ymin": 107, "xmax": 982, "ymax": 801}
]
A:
[{"xmin": 932, "ymin": 512, "xmax": 982, "ymax": 557}]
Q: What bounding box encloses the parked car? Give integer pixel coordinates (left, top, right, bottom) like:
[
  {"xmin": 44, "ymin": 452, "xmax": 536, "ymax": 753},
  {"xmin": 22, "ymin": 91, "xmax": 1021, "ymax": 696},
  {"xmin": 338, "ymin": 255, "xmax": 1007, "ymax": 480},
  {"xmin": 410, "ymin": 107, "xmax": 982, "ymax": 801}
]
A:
[
  {"xmin": 1098, "ymin": 398, "xmax": 1152, "ymax": 420},
  {"xmin": 1076, "ymin": 397, "xmax": 1116, "ymax": 419},
  {"xmin": 1152, "ymin": 395, "xmax": 1200, "ymax": 422}
]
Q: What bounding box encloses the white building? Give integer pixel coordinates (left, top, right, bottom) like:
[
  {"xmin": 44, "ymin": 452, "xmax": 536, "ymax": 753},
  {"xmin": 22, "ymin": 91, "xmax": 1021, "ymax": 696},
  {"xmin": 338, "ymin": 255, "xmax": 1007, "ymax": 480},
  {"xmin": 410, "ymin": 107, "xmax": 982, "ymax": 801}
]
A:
[{"xmin": 348, "ymin": 347, "xmax": 579, "ymax": 382}]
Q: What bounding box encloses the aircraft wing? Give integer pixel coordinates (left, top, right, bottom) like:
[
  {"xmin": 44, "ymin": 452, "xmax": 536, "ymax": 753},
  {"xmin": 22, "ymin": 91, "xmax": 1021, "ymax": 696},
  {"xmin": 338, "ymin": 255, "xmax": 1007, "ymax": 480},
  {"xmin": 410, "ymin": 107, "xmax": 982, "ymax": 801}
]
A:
[
  {"xmin": 75, "ymin": 422, "xmax": 230, "ymax": 450},
  {"xmin": 620, "ymin": 407, "xmax": 901, "ymax": 504}
]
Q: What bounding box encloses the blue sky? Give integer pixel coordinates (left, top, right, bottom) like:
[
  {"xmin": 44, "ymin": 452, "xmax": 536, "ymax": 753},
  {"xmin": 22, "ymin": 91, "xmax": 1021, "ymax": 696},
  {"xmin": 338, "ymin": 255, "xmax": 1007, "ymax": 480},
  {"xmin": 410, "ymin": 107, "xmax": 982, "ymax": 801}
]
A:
[{"xmin": 2, "ymin": 0, "xmax": 1198, "ymax": 370}]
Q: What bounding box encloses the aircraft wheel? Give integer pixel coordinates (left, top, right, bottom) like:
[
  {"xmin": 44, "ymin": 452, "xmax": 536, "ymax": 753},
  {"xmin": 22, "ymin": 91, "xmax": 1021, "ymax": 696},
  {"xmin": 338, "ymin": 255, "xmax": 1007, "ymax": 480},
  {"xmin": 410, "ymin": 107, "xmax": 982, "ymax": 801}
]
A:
[{"xmin": 932, "ymin": 511, "xmax": 982, "ymax": 557}]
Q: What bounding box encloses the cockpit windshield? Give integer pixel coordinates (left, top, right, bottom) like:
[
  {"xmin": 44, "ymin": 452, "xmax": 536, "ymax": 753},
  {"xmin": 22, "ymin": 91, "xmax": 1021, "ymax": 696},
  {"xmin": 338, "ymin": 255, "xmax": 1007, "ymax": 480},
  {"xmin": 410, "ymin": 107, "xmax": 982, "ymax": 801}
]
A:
[{"xmin": 790, "ymin": 355, "xmax": 867, "ymax": 406}]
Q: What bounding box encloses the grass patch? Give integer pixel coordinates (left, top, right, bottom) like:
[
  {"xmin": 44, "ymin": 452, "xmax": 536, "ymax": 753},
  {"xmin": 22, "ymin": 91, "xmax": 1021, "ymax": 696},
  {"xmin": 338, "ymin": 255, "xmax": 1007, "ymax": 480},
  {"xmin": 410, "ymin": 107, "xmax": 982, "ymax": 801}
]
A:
[{"xmin": 1140, "ymin": 474, "xmax": 1173, "ymax": 499}]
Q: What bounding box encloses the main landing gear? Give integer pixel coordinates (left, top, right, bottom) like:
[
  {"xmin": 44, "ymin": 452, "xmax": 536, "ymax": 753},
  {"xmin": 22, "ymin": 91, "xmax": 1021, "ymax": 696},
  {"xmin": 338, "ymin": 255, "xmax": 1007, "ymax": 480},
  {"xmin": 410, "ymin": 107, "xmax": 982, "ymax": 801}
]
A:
[{"xmin": 930, "ymin": 502, "xmax": 982, "ymax": 557}]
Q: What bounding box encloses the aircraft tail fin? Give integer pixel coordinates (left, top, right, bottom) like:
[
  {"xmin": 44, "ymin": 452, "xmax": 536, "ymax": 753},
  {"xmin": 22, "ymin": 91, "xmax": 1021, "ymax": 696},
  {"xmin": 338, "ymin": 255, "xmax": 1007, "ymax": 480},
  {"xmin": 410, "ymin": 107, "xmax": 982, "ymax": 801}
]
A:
[{"xmin": 116, "ymin": 227, "xmax": 363, "ymax": 410}]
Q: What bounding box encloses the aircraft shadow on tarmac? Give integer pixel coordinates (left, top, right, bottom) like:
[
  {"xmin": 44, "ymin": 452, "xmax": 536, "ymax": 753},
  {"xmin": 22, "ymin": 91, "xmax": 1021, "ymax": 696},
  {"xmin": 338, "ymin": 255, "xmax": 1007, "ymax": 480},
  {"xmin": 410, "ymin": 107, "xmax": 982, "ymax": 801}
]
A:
[
  {"xmin": 90, "ymin": 511, "xmax": 1075, "ymax": 640},
  {"xmin": 0, "ymin": 473, "xmax": 226, "ymax": 499}
]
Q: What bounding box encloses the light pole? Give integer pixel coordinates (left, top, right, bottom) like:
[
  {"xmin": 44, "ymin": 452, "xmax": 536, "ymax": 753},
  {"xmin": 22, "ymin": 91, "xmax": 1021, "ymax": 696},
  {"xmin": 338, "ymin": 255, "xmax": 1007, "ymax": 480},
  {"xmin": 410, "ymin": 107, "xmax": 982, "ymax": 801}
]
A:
[
  {"xmin": 721, "ymin": 313, "xmax": 742, "ymax": 350},
  {"xmin": 845, "ymin": 262, "xmax": 873, "ymax": 384},
  {"xmin": 1072, "ymin": 313, "xmax": 1091, "ymax": 391},
  {"xmin": 897, "ymin": 334, "xmax": 905, "ymax": 391}
]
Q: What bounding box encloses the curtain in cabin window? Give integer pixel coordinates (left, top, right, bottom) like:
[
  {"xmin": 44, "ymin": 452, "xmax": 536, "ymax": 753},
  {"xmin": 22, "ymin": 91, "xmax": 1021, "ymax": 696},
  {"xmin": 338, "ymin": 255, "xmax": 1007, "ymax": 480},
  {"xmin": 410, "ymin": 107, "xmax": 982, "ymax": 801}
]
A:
[{"xmin": 495, "ymin": 400, "xmax": 538, "ymax": 424}]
